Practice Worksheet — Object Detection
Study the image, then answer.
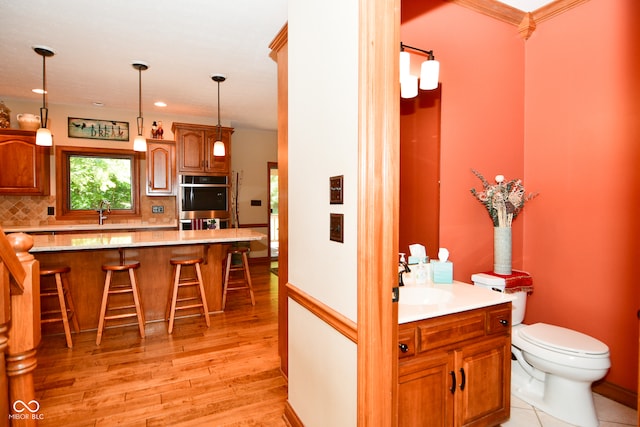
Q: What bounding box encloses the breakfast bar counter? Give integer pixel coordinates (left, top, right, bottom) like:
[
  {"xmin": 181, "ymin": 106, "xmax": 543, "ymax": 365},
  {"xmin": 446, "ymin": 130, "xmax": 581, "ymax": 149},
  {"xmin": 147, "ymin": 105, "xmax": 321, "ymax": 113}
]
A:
[{"xmin": 26, "ymin": 229, "xmax": 265, "ymax": 332}]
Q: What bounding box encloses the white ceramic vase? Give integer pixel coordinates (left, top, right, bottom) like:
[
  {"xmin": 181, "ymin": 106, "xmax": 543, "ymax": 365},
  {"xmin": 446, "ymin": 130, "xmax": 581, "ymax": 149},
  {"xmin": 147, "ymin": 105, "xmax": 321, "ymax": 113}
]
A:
[{"xmin": 493, "ymin": 226, "xmax": 512, "ymax": 275}]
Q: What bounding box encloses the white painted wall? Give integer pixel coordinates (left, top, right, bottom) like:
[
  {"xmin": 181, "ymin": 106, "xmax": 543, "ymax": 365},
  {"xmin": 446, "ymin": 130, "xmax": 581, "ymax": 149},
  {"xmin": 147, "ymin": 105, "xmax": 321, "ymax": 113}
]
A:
[{"xmin": 287, "ymin": 0, "xmax": 359, "ymax": 424}]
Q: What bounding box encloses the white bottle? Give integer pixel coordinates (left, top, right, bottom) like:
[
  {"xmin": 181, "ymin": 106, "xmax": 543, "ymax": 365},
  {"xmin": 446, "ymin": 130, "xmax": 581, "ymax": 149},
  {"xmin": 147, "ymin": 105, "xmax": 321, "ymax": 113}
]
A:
[{"xmin": 415, "ymin": 257, "xmax": 427, "ymax": 284}]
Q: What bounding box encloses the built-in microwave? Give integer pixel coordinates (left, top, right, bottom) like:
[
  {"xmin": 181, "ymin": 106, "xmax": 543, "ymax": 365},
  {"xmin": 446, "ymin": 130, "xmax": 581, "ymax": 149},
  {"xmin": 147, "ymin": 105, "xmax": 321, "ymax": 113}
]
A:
[{"xmin": 178, "ymin": 175, "xmax": 229, "ymax": 228}]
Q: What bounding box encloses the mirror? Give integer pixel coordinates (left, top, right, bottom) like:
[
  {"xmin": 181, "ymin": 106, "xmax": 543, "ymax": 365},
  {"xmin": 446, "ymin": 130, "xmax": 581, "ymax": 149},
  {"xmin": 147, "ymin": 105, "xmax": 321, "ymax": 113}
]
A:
[{"xmin": 399, "ymin": 86, "xmax": 441, "ymax": 260}]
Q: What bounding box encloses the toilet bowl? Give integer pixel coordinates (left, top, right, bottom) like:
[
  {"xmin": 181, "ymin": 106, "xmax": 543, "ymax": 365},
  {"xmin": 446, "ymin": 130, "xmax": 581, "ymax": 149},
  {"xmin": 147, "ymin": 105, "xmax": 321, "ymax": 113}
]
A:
[{"xmin": 472, "ymin": 273, "xmax": 610, "ymax": 427}]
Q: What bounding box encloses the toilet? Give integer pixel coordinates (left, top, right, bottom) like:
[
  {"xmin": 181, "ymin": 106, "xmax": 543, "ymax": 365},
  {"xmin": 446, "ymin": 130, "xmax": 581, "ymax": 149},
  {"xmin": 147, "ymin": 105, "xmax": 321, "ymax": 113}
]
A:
[{"xmin": 472, "ymin": 273, "xmax": 610, "ymax": 427}]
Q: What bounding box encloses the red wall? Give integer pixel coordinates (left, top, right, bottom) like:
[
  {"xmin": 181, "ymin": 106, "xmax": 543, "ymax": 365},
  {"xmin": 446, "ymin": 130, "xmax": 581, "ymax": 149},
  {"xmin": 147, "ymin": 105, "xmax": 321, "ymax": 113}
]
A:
[
  {"xmin": 402, "ymin": 0, "xmax": 639, "ymax": 392},
  {"xmin": 523, "ymin": 0, "xmax": 640, "ymax": 391}
]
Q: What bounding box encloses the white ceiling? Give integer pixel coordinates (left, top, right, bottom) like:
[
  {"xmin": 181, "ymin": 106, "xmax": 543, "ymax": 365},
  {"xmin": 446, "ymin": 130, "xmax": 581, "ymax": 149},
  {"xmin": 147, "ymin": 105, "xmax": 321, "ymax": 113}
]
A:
[
  {"xmin": 0, "ymin": 0, "xmax": 288, "ymax": 131},
  {"xmin": 496, "ymin": 0, "xmax": 555, "ymax": 12},
  {"xmin": 0, "ymin": 1, "xmax": 552, "ymax": 132}
]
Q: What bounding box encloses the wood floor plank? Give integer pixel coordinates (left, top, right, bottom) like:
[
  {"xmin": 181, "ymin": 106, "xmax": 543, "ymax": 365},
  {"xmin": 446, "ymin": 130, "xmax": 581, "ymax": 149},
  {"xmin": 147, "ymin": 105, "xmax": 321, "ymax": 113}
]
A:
[{"xmin": 33, "ymin": 263, "xmax": 287, "ymax": 426}]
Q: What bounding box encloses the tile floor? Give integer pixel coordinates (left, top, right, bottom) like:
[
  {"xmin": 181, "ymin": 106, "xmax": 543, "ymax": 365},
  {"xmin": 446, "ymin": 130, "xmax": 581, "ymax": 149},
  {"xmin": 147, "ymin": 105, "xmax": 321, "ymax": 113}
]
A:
[{"xmin": 503, "ymin": 393, "xmax": 637, "ymax": 426}]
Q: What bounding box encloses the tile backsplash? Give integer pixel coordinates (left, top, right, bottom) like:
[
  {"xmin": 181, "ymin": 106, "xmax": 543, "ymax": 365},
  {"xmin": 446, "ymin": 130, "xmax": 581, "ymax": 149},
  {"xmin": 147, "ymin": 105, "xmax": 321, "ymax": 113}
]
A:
[{"xmin": 0, "ymin": 194, "xmax": 177, "ymax": 227}]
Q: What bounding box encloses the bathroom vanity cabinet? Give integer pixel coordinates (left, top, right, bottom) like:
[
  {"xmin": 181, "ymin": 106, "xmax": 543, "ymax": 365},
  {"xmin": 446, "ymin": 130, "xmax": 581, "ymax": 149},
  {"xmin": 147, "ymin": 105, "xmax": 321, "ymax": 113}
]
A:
[{"xmin": 398, "ymin": 303, "xmax": 512, "ymax": 427}]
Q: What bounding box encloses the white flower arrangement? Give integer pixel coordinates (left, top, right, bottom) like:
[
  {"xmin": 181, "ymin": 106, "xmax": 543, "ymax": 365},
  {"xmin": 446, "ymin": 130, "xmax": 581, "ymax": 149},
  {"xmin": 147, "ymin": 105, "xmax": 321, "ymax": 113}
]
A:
[{"xmin": 470, "ymin": 169, "xmax": 538, "ymax": 227}]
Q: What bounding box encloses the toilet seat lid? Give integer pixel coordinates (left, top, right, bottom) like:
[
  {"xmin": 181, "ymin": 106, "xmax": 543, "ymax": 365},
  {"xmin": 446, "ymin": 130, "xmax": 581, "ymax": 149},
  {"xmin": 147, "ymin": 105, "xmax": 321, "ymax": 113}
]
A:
[{"xmin": 519, "ymin": 323, "xmax": 609, "ymax": 356}]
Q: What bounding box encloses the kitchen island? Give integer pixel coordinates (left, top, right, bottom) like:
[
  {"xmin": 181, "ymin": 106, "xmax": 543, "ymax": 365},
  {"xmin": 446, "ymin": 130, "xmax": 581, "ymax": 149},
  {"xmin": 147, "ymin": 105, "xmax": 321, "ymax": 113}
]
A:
[{"xmin": 26, "ymin": 228, "xmax": 265, "ymax": 332}]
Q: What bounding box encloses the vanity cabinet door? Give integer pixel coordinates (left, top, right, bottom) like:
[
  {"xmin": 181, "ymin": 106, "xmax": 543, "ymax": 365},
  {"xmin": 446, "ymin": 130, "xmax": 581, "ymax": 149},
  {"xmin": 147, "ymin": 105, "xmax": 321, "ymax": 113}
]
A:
[
  {"xmin": 455, "ymin": 335, "xmax": 511, "ymax": 427},
  {"xmin": 0, "ymin": 129, "xmax": 50, "ymax": 195},
  {"xmin": 398, "ymin": 351, "xmax": 454, "ymax": 426}
]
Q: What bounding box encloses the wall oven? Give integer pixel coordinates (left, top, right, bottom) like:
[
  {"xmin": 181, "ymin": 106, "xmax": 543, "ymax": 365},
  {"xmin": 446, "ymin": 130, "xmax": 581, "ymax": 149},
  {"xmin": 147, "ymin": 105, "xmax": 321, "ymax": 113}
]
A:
[{"xmin": 178, "ymin": 175, "xmax": 229, "ymax": 230}]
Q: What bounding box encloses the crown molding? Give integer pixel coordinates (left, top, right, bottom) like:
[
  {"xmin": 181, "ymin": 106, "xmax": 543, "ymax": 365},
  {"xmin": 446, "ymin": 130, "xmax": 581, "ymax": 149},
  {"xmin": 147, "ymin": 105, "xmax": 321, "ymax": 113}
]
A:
[{"xmin": 448, "ymin": 0, "xmax": 591, "ymax": 39}]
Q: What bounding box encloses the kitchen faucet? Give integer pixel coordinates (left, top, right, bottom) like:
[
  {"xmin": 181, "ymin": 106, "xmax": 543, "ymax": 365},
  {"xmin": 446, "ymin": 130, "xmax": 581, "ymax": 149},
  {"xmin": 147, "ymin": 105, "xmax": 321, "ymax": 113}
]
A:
[{"xmin": 97, "ymin": 200, "xmax": 111, "ymax": 225}]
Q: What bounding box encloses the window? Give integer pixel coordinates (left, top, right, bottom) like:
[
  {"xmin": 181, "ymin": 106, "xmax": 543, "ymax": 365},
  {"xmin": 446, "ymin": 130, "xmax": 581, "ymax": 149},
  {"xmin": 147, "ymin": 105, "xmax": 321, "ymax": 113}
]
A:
[{"xmin": 56, "ymin": 146, "xmax": 140, "ymax": 220}]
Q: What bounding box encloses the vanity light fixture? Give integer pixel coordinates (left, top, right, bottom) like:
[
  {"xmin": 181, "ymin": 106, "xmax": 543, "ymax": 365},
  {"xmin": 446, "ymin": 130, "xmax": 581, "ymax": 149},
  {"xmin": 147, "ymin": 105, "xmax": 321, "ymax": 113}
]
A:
[
  {"xmin": 211, "ymin": 74, "xmax": 226, "ymax": 157},
  {"xmin": 400, "ymin": 42, "xmax": 440, "ymax": 98},
  {"xmin": 132, "ymin": 61, "xmax": 149, "ymax": 152},
  {"xmin": 33, "ymin": 45, "xmax": 55, "ymax": 146}
]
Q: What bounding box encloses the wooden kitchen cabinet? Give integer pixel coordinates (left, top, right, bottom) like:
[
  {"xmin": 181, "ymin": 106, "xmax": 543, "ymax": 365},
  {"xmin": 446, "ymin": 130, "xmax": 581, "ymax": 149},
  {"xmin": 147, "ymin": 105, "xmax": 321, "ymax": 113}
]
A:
[
  {"xmin": 398, "ymin": 303, "xmax": 512, "ymax": 427},
  {"xmin": 172, "ymin": 122, "xmax": 232, "ymax": 175},
  {"xmin": 0, "ymin": 129, "xmax": 50, "ymax": 195},
  {"xmin": 146, "ymin": 139, "xmax": 176, "ymax": 196}
]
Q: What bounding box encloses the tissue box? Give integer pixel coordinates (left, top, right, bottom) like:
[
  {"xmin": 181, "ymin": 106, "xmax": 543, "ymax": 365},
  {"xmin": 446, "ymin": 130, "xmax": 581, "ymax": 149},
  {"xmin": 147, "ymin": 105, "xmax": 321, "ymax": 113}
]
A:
[
  {"xmin": 432, "ymin": 261, "xmax": 453, "ymax": 284},
  {"xmin": 408, "ymin": 255, "xmax": 428, "ymax": 265}
]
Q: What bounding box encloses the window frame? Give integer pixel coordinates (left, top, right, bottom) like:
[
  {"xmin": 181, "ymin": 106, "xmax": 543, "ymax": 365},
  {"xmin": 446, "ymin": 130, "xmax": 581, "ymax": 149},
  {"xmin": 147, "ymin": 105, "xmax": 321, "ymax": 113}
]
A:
[{"xmin": 55, "ymin": 146, "xmax": 140, "ymax": 220}]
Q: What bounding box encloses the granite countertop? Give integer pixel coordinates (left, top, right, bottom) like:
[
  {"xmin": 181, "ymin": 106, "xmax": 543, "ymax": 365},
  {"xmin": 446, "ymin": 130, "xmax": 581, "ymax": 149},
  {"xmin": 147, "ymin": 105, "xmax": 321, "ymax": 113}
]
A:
[
  {"xmin": 3, "ymin": 221, "xmax": 178, "ymax": 233},
  {"xmin": 398, "ymin": 276, "xmax": 515, "ymax": 324},
  {"xmin": 26, "ymin": 229, "xmax": 265, "ymax": 252}
]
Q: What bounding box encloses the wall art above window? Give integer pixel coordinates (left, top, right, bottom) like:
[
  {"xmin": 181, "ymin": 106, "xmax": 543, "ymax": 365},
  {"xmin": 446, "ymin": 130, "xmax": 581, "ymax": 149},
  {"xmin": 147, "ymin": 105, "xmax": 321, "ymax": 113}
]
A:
[{"xmin": 68, "ymin": 117, "xmax": 129, "ymax": 141}]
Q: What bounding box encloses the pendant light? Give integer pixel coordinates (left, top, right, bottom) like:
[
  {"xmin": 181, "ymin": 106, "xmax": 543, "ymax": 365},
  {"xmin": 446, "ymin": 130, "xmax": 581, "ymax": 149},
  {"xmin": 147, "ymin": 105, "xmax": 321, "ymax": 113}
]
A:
[
  {"xmin": 211, "ymin": 74, "xmax": 226, "ymax": 157},
  {"xmin": 132, "ymin": 61, "xmax": 149, "ymax": 152},
  {"xmin": 33, "ymin": 45, "xmax": 55, "ymax": 146}
]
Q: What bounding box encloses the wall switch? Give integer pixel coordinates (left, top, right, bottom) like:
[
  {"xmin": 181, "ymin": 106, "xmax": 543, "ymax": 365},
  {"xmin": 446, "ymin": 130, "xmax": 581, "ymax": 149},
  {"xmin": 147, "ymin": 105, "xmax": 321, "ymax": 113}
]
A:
[
  {"xmin": 251, "ymin": 199, "xmax": 262, "ymax": 206},
  {"xmin": 152, "ymin": 205, "xmax": 164, "ymax": 214},
  {"xmin": 47, "ymin": 206, "xmax": 55, "ymax": 216}
]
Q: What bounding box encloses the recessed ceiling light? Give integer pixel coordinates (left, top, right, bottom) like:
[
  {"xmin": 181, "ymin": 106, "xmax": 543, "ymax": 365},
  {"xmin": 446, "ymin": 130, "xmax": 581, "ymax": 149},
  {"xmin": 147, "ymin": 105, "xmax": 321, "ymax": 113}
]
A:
[
  {"xmin": 93, "ymin": 102, "xmax": 105, "ymax": 107},
  {"xmin": 32, "ymin": 89, "xmax": 47, "ymax": 94},
  {"xmin": 154, "ymin": 101, "xmax": 167, "ymax": 107}
]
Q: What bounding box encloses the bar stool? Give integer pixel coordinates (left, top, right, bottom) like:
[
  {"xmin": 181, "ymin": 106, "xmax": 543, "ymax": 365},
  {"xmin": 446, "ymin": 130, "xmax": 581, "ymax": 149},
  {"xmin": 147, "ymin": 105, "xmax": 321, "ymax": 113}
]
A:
[
  {"xmin": 222, "ymin": 246, "xmax": 255, "ymax": 309},
  {"xmin": 166, "ymin": 256, "xmax": 210, "ymax": 333},
  {"xmin": 97, "ymin": 260, "xmax": 145, "ymax": 345},
  {"xmin": 40, "ymin": 265, "xmax": 80, "ymax": 348}
]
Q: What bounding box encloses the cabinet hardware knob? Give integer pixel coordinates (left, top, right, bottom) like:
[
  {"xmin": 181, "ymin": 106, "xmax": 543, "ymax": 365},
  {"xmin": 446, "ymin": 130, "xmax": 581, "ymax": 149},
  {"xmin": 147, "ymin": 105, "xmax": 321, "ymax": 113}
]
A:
[
  {"xmin": 398, "ymin": 343, "xmax": 409, "ymax": 353},
  {"xmin": 449, "ymin": 371, "xmax": 456, "ymax": 394},
  {"xmin": 499, "ymin": 319, "xmax": 509, "ymax": 326},
  {"xmin": 459, "ymin": 368, "xmax": 466, "ymax": 391}
]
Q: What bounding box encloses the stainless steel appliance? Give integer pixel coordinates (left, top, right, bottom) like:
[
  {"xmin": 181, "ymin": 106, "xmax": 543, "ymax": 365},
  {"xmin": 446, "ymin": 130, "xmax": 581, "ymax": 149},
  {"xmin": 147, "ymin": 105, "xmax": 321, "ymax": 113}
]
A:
[{"xmin": 178, "ymin": 175, "xmax": 229, "ymax": 230}]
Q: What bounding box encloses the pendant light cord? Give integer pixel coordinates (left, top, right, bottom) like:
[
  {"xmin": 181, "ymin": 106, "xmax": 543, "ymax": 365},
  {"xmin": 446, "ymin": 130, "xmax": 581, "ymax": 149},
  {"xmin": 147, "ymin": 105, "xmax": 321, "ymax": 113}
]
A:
[
  {"xmin": 138, "ymin": 66, "xmax": 143, "ymax": 135},
  {"xmin": 41, "ymin": 53, "xmax": 47, "ymax": 128},
  {"xmin": 217, "ymin": 79, "xmax": 222, "ymax": 140}
]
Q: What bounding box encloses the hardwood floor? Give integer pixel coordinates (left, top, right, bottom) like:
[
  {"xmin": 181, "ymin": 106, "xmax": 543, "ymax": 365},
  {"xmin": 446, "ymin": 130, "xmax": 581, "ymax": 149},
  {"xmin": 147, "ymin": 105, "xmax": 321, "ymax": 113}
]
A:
[{"xmin": 34, "ymin": 262, "xmax": 287, "ymax": 426}]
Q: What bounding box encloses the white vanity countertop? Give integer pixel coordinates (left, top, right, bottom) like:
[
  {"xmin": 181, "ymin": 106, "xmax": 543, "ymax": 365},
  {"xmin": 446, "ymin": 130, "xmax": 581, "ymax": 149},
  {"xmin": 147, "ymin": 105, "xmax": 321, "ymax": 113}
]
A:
[
  {"xmin": 398, "ymin": 280, "xmax": 515, "ymax": 324},
  {"xmin": 2, "ymin": 221, "xmax": 178, "ymax": 233}
]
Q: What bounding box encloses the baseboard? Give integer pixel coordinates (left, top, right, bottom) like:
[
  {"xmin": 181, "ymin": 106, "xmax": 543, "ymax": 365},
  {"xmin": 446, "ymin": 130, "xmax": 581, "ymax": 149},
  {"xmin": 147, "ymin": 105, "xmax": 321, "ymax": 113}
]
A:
[
  {"xmin": 593, "ymin": 380, "xmax": 637, "ymax": 410},
  {"xmin": 283, "ymin": 401, "xmax": 303, "ymax": 427}
]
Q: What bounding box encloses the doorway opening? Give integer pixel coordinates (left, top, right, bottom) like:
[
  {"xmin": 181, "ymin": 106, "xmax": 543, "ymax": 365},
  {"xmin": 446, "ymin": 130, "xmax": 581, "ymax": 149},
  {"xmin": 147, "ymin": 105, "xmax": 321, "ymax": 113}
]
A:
[{"xmin": 268, "ymin": 162, "xmax": 279, "ymax": 273}]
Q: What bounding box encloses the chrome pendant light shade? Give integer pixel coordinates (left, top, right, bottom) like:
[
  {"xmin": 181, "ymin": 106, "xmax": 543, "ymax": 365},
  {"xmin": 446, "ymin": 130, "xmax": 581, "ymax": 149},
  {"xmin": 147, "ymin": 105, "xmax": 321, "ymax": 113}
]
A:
[
  {"xmin": 33, "ymin": 45, "xmax": 55, "ymax": 146},
  {"xmin": 211, "ymin": 74, "xmax": 226, "ymax": 157},
  {"xmin": 132, "ymin": 61, "xmax": 149, "ymax": 152}
]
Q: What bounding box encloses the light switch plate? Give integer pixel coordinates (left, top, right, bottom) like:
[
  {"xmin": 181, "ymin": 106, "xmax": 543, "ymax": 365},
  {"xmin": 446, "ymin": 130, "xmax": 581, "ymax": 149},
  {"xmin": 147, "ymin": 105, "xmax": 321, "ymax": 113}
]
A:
[
  {"xmin": 152, "ymin": 205, "xmax": 164, "ymax": 213},
  {"xmin": 330, "ymin": 213, "xmax": 344, "ymax": 243}
]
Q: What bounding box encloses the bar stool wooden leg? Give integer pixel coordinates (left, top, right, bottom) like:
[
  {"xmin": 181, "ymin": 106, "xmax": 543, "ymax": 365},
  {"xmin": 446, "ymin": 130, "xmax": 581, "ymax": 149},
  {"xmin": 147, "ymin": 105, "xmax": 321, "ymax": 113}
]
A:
[
  {"xmin": 53, "ymin": 273, "xmax": 73, "ymax": 348},
  {"xmin": 60, "ymin": 273, "xmax": 81, "ymax": 334},
  {"xmin": 128, "ymin": 267, "xmax": 146, "ymax": 338},
  {"xmin": 241, "ymin": 251, "xmax": 255, "ymax": 306},
  {"xmin": 167, "ymin": 264, "xmax": 181, "ymax": 334},
  {"xmin": 222, "ymin": 252, "xmax": 233, "ymax": 310},
  {"xmin": 96, "ymin": 270, "xmax": 112, "ymax": 346}
]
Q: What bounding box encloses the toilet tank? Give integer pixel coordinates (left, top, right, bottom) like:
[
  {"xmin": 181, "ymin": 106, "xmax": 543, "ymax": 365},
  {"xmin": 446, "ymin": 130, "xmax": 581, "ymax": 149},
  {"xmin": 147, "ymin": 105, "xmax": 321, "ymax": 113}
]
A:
[{"xmin": 471, "ymin": 273, "xmax": 527, "ymax": 325}]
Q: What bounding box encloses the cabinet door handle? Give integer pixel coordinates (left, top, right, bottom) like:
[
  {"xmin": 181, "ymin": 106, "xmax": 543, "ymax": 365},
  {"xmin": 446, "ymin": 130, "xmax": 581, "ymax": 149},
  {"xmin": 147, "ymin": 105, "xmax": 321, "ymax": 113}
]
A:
[
  {"xmin": 499, "ymin": 319, "xmax": 509, "ymax": 326},
  {"xmin": 449, "ymin": 371, "xmax": 456, "ymax": 394},
  {"xmin": 459, "ymin": 368, "xmax": 466, "ymax": 391},
  {"xmin": 398, "ymin": 343, "xmax": 409, "ymax": 353}
]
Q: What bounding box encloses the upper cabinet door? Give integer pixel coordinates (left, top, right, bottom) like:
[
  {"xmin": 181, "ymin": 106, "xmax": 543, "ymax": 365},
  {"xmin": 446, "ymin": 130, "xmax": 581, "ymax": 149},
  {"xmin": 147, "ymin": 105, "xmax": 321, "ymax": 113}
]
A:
[
  {"xmin": 205, "ymin": 128, "xmax": 232, "ymax": 174},
  {"xmin": 0, "ymin": 129, "xmax": 50, "ymax": 195},
  {"xmin": 146, "ymin": 140, "xmax": 176, "ymax": 196},
  {"xmin": 177, "ymin": 129, "xmax": 206, "ymax": 173}
]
